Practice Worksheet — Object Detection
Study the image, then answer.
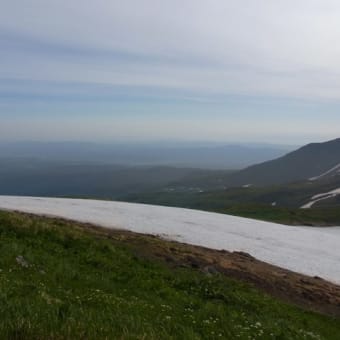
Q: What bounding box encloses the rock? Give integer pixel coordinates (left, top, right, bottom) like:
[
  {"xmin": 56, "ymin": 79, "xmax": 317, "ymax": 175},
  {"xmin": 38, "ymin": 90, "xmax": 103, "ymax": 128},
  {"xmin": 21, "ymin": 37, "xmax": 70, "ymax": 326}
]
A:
[
  {"xmin": 186, "ymin": 255, "xmax": 201, "ymax": 269},
  {"xmin": 16, "ymin": 255, "xmax": 30, "ymax": 268},
  {"xmin": 233, "ymin": 251, "xmax": 255, "ymax": 261},
  {"xmin": 202, "ymin": 265, "xmax": 219, "ymax": 276}
]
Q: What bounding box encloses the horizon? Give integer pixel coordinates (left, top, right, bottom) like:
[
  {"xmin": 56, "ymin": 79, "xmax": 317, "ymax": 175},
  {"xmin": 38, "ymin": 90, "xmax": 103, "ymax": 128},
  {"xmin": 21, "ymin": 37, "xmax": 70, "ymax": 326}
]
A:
[
  {"xmin": 2, "ymin": 1, "xmax": 340, "ymax": 144},
  {"xmin": 0, "ymin": 138, "xmax": 300, "ymax": 147}
]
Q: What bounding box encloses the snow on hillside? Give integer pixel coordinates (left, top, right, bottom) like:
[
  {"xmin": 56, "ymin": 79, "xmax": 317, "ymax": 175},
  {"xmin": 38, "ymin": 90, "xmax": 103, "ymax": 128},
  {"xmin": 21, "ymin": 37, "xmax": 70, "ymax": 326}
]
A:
[
  {"xmin": 309, "ymin": 162, "xmax": 340, "ymax": 181},
  {"xmin": 301, "ymin": 187, "xmax": 340, "ymax": 209},
  {"xmin": 0, "ymin": 196, "xmax": 340, "ymax": 284}
]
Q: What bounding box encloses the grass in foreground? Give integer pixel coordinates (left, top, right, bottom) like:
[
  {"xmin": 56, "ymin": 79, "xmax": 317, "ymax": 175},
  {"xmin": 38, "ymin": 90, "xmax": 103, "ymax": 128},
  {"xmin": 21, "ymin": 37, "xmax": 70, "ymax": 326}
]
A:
[{"xmin": 0, "ymin": 211, "xmax": 339, "ymax": 339}]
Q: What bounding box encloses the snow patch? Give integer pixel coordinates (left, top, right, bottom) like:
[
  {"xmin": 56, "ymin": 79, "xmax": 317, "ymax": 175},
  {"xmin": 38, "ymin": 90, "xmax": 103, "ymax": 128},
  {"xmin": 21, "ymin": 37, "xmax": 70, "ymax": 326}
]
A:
[
  {"xmin": 301, "ymin": 187, "xmax": 340, "ymax": 209},
  {"xmin": 0, "ymin": 196, "xmax": 340, "ymax": 284},
  {"xmin": 309, "ymin": 163, "xmax": 340, "ymax": 181}
]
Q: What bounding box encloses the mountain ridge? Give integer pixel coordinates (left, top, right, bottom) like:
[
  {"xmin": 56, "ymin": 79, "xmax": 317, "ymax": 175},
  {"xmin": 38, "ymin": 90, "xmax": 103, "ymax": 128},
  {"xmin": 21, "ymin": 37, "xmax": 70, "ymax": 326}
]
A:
[{"xmin": 224, "ymin": 137, "xmax": 340, "ymax": 186}]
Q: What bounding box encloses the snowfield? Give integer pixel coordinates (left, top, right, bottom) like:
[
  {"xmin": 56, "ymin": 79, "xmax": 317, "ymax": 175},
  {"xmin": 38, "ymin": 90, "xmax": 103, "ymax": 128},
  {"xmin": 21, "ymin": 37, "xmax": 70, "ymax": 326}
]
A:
[{"xmin": 0, "ymin": 196, "xmax": 340, "ymax": 284}]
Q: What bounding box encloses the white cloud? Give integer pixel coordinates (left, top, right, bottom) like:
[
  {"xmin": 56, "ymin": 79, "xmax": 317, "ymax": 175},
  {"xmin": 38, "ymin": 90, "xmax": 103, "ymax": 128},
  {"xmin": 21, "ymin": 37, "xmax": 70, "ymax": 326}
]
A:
[
  {"xmin": 2, "ymin": 0, "xmax": 340, "ymax": 99},
  {"xmin": 1, "ymin": 1, "xmax": 340, "ymax": 143}
]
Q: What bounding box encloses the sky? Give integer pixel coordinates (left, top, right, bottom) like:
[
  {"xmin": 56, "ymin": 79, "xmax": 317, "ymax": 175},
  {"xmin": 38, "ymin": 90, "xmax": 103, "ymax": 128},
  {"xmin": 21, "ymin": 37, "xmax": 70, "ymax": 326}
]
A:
[{"xmin": 1, "ymin": 0, "xmax": 340, "ymax": 144}]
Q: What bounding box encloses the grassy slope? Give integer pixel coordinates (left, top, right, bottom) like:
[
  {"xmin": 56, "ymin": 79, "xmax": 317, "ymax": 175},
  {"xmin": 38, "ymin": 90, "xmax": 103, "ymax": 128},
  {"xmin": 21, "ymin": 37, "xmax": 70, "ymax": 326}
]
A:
[
  {"xmin": 220, "ymin": 205, "xmax": 340, "ymax": 226},
  {"xmin": 0, "ymin": 211, "xmax": 339, "ymax": 339},
  {"xmin": 123, "ymin": 189, "xmax": 340, "ymax": 226},
  {"xmin": 123, "ymin": 174, "xmax": 340, "ymax": 225}
]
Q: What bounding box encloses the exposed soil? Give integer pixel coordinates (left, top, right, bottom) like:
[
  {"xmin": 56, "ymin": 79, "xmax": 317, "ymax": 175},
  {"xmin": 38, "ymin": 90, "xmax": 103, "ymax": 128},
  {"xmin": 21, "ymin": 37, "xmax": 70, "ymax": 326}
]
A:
[{"xmin": 16, "ymin": 212, "xmax": 340, "ymax": 318}]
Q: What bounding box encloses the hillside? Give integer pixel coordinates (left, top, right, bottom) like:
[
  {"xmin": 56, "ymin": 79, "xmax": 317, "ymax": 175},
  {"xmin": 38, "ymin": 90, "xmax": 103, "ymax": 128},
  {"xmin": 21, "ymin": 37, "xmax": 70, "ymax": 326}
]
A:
[
  {"xmin": 161, "ymin": 138, "xmax": 340, "ymax": 191},
  {"xmin": 125, "ymin": 174, "xmax": 340, "ymax": 225},
  {"xmin": 223, "ymin": 138, "xmax": 340, "ymax": 187},
  {"xmin": 1, "ymin": 210, "xmax": 340, "ymax": 339}
]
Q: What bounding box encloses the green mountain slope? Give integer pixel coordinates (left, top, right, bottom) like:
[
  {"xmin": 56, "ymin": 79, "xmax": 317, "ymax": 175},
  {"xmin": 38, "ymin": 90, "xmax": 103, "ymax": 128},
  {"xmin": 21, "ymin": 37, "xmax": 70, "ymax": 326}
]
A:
[{"xmin": 224, "ymin": 138, "xmax": 340, "ymax": 187}]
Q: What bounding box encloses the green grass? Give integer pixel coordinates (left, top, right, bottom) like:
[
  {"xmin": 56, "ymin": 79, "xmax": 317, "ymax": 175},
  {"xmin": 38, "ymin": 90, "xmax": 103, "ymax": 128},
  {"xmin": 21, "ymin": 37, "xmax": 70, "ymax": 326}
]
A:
[
  {"xmin": 122, "ymin": 174, "xmax": 340, "ymax": 226},
  {"xmin": 220, "ymin": 204, "xmax": 340, "ymax": 226},
  {"xmin": 0, "ymin": 211, "xmax": 339, "ymax": 339},
  {"xmin": 123, "ymin": 189, "xmax": 340, "ymax": 226}
]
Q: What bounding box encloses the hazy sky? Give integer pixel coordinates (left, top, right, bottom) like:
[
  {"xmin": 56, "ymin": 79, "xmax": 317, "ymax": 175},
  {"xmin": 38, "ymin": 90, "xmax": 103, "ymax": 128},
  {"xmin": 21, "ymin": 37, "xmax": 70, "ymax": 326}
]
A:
[{"xmin": 1, "ymin": 0, "xmax": 340, "ymax": 143}]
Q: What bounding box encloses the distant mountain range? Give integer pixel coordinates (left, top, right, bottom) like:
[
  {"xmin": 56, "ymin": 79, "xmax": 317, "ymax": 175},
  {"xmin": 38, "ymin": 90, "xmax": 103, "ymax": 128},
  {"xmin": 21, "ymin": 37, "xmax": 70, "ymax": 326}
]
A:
[{"xmin": 0, "ymin": 141, "xmax": 293, "ymax": 169}]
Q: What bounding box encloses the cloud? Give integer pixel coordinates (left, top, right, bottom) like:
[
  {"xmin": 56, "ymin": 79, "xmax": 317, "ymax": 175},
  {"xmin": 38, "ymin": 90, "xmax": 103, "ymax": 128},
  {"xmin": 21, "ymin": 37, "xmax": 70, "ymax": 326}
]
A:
[
  {"xmin": 2, "ymin": 0, "xmax": 340, "ymax": 98},
  {"xmin": 1, "ymin": 0, "xmax": 340, "ymax": 142}
]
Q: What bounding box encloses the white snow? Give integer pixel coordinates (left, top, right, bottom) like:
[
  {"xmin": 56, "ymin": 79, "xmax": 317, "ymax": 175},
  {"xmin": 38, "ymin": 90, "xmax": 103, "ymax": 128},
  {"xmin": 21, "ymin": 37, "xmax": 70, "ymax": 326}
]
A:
[
  {"xmin": 312, "ymin": 187, "xmax": 340, "ymax": 200},
  {"xmin": 301, "ymin": 187, "xmax": 340, "ymax": 209},
  {"xmin": 309, "ymin": 163, "xmax": 340, "ymax": 181},
  {"xmin": 242, "ymin": 184, "xmax": 252, "ymax": 188},
  {"xmin": 0, "ymin": 196, "xmax": 340, "ymax": 284}
]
